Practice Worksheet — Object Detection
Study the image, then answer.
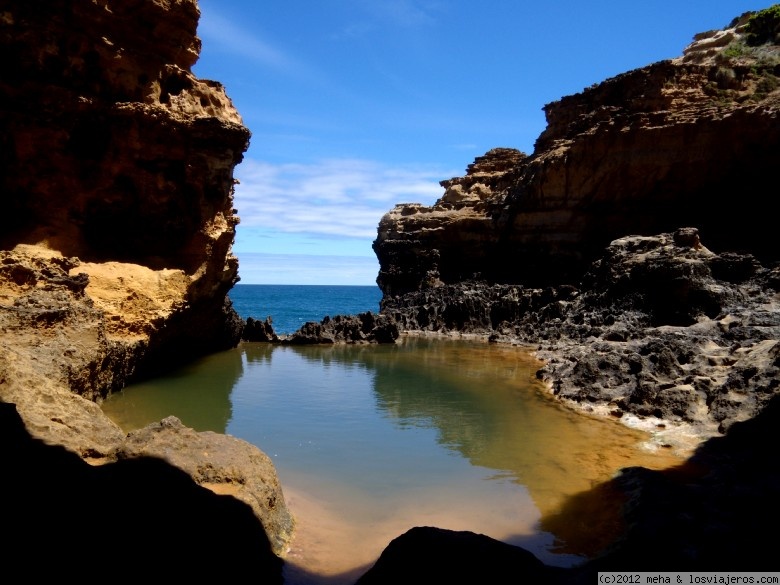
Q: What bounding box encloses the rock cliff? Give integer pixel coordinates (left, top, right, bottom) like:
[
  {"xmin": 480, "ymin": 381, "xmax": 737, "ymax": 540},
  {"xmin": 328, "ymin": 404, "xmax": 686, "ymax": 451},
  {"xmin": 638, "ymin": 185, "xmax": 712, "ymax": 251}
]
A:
[
  {"xmin": 365, "ymin": 8, "xmax": 780, "ymax": 580},
  {"xmin": 374, "ymin": 10, "xmax": 780, "ymax": 296},
  {"xmin": 375, "ymin": 8, "xmax": 780, "ymax": 443},
  {"xmin": 0, "ymin": 0, "xmax": 292, "ymax": 559}
]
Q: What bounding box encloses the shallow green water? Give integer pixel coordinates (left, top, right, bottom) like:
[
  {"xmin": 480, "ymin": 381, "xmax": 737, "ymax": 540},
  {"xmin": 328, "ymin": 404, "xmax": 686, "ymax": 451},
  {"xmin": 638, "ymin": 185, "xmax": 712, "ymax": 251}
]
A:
[{"xmin": 102, "ymin": 337, "xmax": 681, "ymax": 581}]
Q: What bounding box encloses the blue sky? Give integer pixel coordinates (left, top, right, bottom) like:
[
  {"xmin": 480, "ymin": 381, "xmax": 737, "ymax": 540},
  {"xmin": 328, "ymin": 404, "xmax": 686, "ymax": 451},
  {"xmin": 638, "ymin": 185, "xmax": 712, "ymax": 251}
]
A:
[{"xmin": 192, "ymin": 0, "xmax": 764, "ymax": 285}]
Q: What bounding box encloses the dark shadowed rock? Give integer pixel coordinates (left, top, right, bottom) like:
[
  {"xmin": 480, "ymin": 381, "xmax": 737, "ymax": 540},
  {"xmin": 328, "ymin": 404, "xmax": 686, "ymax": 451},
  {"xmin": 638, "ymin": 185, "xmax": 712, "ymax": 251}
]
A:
[
  {"xmin": 553, "ymin": 392, "xmax": 780, "ymax": 574},
  {"xmin": 382, "ymin": 229, "xmax": 780, "ymax": 441},
  {"xmin": 284, "ymin": 312, "xmax": 399, "ymax": 345},
  {"xmin": 243, "ymin": 316, "xmax": 280, "ymax": 342},
  {"xmin": 112, "ymin": 415, "xmax": 294, "ymax": 556},
  {"xmin": 355, "ymin": 526, "xmax": 552, "ymax": 585},
  {"xmin": 0, "ymin": 401, "xmax": 283, "ymax": 582}
]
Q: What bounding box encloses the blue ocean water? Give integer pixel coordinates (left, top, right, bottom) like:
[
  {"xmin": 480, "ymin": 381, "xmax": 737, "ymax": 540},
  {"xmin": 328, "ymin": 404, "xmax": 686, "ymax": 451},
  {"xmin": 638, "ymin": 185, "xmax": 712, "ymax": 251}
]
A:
[{"xmin": 228, "ymin": 284, "xmax": 383, "ymax": 334}]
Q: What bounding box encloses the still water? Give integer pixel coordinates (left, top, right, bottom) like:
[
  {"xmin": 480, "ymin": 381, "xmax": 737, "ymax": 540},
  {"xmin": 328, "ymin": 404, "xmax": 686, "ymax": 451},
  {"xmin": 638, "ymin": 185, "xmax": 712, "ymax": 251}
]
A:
[{"xmin": 102, "ymin": 337, "xmax": 681, "ymax": 582}]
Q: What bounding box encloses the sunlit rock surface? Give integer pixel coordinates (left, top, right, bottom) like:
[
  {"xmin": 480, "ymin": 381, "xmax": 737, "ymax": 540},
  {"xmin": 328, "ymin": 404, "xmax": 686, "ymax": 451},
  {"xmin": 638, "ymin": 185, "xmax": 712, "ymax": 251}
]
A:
[{"xmin": 374, "ymin": 11, "xmax": 780, "ymax": 296}]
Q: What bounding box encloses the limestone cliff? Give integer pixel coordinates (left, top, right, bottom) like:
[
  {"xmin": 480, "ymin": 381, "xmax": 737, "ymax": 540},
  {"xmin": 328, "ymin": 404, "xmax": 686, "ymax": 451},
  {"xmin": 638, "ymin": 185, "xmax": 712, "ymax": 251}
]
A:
[
  {"xmin": 0, "ymin": 0, "xmax": 246, "ymax": 429},
  {"xmin": 0, "ymin": 0, "xmax": 293, "ymax": 555},
  {"xmin": 374, "ymin": 10, "xmax": 780, "ymax": 296},
  {"xmin": 1, "ymin": 0, "xmax": 248, "ymax": 366}
]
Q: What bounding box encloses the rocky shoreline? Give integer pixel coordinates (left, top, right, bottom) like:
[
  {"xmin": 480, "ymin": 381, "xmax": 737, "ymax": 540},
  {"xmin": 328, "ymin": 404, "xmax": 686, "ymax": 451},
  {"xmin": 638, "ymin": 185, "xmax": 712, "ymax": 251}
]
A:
[
  {"xmin": 379, "ymin": 228, "xmax": 780, "ymax": 451},
  {"xmin": 250, "ymin": 225, "xmax": 778, "ymax": 454}
]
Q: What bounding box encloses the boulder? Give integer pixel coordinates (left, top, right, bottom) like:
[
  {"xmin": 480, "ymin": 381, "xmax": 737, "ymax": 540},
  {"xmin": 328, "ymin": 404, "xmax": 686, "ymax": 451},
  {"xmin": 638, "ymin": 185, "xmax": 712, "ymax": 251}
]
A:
[{"xmin": 356, "ymin": 526, "xmax": 551, "ymax": 585}]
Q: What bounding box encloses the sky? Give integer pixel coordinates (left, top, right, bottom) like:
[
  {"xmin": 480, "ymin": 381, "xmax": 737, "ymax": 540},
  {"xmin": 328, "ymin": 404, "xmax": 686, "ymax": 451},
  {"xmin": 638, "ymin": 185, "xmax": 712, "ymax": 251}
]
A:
[{"xmin": 192, "ymin": 0, "xmax": 766, "ymax": 285}]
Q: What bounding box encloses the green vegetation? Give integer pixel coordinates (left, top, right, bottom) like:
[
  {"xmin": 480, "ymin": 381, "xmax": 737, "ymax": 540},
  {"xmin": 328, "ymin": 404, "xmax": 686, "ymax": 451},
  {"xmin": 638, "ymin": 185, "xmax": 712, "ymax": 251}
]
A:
[
  {"xmin": 744, "ymin": 4, "xmax": 780, "ymax": 46},
  {"xmin": 754, "ymin": 71, "xmax": 779, "ymax": 99},
  {"xmin": 721, "ymin": 41, "xmax": 748, "ymax": 60},
  {"xmin": 716, "ymin": 5, "xmax": 780, "ymax": 70}
]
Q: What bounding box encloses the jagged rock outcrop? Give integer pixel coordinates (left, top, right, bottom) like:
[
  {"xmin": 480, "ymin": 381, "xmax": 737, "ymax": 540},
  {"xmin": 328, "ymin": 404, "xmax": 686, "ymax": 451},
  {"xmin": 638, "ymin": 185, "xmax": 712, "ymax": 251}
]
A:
[
  {"xmin": 382, "ymin": 228, "xmax": 780, "ymax": 442},
  {"xmin": 243, "ymin": 316, "xmax": 281, "ymax": 342},
  {"xmin": 284, "ymin": 312, "xmax": 399, "ymax": 344},
  {"xmin": 374, "ymin": 10, "xmax": 780, "ymax": 297},
  {"xmin": 241, "ymin": 312, "xmax": 399, "ymax": 345},
  {"xmin": 0, "ymin": 0, "xmax": 293, "ymax": 556}
]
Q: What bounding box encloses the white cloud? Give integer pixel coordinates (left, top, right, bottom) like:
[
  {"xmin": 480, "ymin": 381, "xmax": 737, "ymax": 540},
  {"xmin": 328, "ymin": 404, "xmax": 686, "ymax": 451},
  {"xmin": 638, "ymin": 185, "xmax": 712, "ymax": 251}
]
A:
[
  {"xmin": 236, "ymin": 253, "xmax": 380, "ymax": 285},
  {"xmin": 233, "ymin": 157, "xmax": 451, "ymax": 241}
]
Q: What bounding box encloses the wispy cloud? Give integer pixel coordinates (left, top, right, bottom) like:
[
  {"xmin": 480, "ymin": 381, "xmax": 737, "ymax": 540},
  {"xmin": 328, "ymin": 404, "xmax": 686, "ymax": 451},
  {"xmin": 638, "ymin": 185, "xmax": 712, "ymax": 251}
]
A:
[
  {"xmin": 235, "ymin": 253, "xmax": 380, "ymax": 285},
  {"xmin": 233, "ymin": 158, "xmax": 452, "ymax": 241},
  {"xmin": 196, "ymin": 9, "xmax": 309, "ymax": 79},
  {"xmin": 369, "ymin": 0, "xmax": 440, "ymax": 28},
  {"xmin": 333, "ymin": 0, "xmax": 443, "ymax": 39}
]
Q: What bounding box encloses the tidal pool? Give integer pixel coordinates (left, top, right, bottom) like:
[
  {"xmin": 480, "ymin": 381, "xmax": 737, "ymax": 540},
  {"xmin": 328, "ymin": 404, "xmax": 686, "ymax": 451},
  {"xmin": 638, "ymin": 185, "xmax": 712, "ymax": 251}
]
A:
[{"xmin": 102, "ymin": 337, "xmax": 682, "ymax": 583}]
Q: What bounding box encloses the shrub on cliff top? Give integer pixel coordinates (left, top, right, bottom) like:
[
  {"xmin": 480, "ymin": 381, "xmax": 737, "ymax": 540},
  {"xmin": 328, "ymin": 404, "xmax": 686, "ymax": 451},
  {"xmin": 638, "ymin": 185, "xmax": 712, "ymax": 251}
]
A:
[{"xmin": 745, "ymin": 4, "xmax": 780, "ymax": 46}]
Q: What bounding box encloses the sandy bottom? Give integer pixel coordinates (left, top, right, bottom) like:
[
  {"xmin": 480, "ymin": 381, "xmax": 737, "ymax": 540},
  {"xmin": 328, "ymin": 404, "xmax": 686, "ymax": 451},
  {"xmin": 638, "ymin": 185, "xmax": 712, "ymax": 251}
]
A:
[{"xmin": 278, "ymin": 471, "xmax": 586, "ymax": 585}]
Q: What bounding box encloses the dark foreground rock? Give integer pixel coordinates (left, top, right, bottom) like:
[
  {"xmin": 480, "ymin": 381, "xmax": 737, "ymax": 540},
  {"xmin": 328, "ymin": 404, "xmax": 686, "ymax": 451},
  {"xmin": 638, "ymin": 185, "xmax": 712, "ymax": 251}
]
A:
[
  {"xmin": 356, "ymin": 526, "xmax": 554, "ymax": 585},
  {"xmin": 112, "ymin": 415, "xmax": 295, "ymax": 555},
  {"xmin": 0, "ymin": 401, "xmax": 283, "ymax": 582}
]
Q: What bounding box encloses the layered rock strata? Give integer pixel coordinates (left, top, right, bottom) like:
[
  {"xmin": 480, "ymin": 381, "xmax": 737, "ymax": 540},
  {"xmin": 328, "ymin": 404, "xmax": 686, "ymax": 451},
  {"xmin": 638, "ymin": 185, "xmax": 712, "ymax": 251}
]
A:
[
  {"xmin": 0, "ymin": 0, "xmax": 293, "ymax": 556},
  {"xmin": 374, "ymin": 11, "xmax": 780, "ymax": 296}
]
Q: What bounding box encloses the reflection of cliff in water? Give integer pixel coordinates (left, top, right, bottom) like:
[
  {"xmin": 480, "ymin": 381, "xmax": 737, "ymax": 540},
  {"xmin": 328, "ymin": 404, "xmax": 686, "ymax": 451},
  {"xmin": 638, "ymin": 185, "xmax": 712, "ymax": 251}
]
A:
[
  {"xmin": 102, "ymin": 347, "xmax": 245, "ymax": 433},
  {"xmin": 273, "ymin": 337, "xmax": 681, "ymax": 519},
  {"xmin": 370, "ymin": 338, "xmax": 681, "ymax": 518}
]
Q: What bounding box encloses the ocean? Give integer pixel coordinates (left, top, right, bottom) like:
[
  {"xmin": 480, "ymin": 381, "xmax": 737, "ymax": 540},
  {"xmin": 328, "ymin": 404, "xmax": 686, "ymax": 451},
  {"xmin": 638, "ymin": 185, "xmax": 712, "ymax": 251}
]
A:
[{"xmin": 229, "ymin": 284, "xmax": 383, "ymax": 335}]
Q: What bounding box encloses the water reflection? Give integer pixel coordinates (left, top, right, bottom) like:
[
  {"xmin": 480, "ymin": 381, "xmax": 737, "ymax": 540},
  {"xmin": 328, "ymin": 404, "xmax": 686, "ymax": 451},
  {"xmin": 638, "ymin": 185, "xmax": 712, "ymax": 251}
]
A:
[
  {"xmin": 101, "ymin": 348, "xmax": 243, "ymax": 432},
  {"xmin": 102, "ymin": 338, "xmax": 682, "ymax": 576},
  {"xmin": 265, "ymin": 338, "xmax": 682, "ymax": 517}
]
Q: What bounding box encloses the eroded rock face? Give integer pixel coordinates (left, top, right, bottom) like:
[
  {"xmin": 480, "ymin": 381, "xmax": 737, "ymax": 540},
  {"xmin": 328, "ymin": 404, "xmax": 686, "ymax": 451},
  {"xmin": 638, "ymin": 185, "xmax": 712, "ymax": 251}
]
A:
[
  {"xmin": 0, "ymin": 0, "xmax": 293, "ymax": 555},
  {"xmin": 0, "ymin": 0, "xmax": 249, "ymax": 367},
  {"xmin": 382, "ymin": 229, "xmax": 780, "ymax": 444},
  {"xmin": 374, "ymin": 14, "xmax": 780, "ymax": 296},
  {"xmin": 0, "ymin": 0, "xmax": 246, "ymax": 420}
]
